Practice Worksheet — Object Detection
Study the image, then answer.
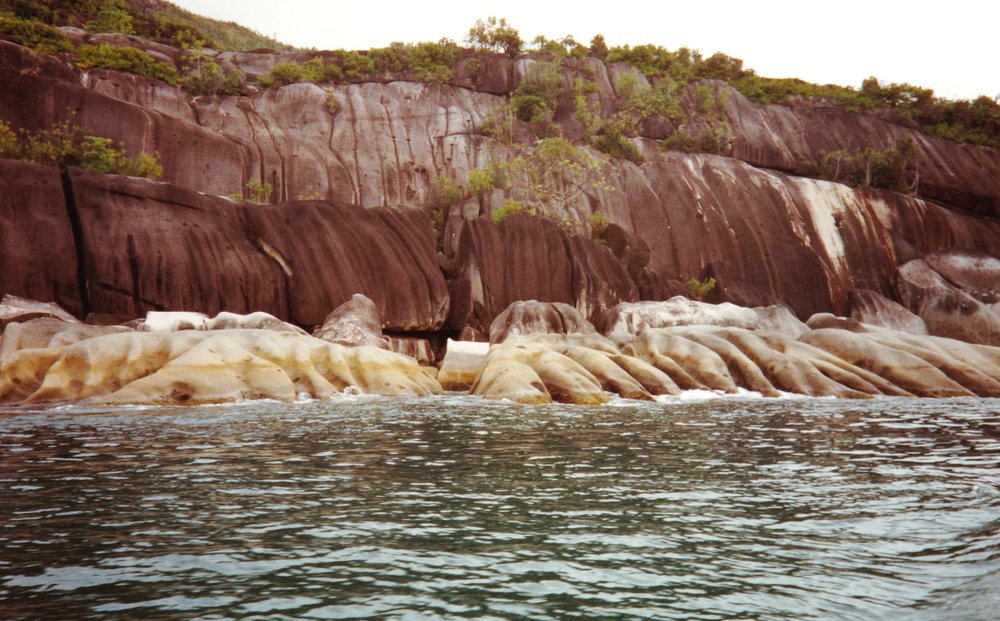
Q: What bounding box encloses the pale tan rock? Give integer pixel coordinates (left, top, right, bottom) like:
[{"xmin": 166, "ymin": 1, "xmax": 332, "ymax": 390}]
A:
[
  {"xmin": 562, "ymin": 345, "xmax": 653, "ymax": 401},
  {"xmin": 469, "ymin": 342, "xmax": 551, "ymax": 404},
  {"xmin": 607, "ymin": 354, "xmax": 681, "ymax": 396},
  {"xmin": 672, "ymin": 328, "xmax": 781, "ymax": 397},
  {"xmin": 470, "ymin": 338, "xmax": 610, "ymax": 405},
  {"xmin": 758, "ymin": 333, "xmax": 914, "ymax": 397},
  {"xmin": 709, "ymin": 328, "xmax": 870, "ymax": 398},
  {"xmin": 631, "ymin": 330, "xmax": 738, "ymax": 393},
  {"xmin": 0, "ymin": 294, "xmax": 80, "ymax": 328},
  {"xmin": 438, "ymin": 339, "xmax": 490, "ymax": 391},
  {"xmin": 1, "ymin": 329, "xmax": 442, "ymax": 406},
  {"xmin": 0, "ymin": 319, "xmax": 131, "ymax": 363},
  {"xmin": 799, "ymin": 329, "xmax": 975, "ymax": 398}
]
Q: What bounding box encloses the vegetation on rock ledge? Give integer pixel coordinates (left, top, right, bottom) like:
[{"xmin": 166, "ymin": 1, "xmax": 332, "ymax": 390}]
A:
[{"xmin": 0, "ymin": 119, "xmax": 162, "ymax": 178}]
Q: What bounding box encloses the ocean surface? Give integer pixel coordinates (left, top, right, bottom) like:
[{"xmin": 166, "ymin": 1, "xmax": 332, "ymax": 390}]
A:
[{"xmin": 1, "ymin": 393, "xmax": 999, "ymax": 621}]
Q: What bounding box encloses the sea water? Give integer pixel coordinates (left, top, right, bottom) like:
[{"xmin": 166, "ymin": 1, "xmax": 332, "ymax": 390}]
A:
[{"xmin": 1, "ymin": 394, "xmax": 999, "ymax": 620}]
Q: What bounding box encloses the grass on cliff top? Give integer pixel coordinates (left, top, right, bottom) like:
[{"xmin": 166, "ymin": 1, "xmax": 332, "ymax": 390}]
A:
[{"xmin": 0, "ymin": 0, "xmax": 292, "ymax": 51}]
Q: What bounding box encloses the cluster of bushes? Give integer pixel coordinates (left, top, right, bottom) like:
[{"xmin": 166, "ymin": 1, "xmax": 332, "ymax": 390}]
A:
[
  {"xmin": 796, "ymin": 136, "xmax": 920, "ymax": 194},
  {"xmin": 0, "ymin": 119, "xmax": 161, "ymax": 178},
  {"xmin": 256, "ymin": 41, "xmax": 459, "ymax": 88},
  {"xmin": 181, "ymin": 54, "xmax": 245, "ymax": 96},
  {"xmin": 74, "ymin": 42, "xmax": 179, "ymax": 85},
  {"xmin": 0, "ymin": 13, "xmax": 71, "ymax": 52}
]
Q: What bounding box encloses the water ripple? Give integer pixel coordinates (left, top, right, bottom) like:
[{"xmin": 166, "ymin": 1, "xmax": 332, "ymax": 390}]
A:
[{"xmin": 1, "ymin": 397, "xmax": 999, "ymax": 620}]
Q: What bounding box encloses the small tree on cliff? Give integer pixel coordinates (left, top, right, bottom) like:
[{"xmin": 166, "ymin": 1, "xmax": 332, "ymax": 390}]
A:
[{"xmin": 465, "ymin": 17, "xmax": 522, "ymax": 59}]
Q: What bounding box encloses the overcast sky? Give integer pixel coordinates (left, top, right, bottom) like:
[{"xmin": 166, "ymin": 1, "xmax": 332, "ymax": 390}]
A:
[{"xmin": 170, "ymin": 0, "xmax": 999, "ymax": 102}]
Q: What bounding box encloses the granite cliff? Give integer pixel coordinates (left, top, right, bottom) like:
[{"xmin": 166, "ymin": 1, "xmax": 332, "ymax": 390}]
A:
[{"xmin": 2, "ymin": 25, "xmax": 1000, "ymax": 352}]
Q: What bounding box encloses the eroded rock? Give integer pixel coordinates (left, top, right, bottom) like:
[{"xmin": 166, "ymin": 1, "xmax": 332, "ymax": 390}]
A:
[
  {"xmin": 0, "ymin": 329, "xmax": 442, "ymax": 406},
  {"xmin": 313, "ymin": 294, "xmax": 390, "ymax": 349}
]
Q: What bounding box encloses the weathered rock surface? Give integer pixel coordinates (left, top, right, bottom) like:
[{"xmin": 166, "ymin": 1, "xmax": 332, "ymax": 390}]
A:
[
  {"xmin": 5, "ymin": 36, "xmax": 1000, "ymax": 358},
  {"xmin": 0, "ymin": 161, "xmax": 83, "ymax": 317},
  {"xmin": 0, "ymin": 318, "xmax": 131, "ymax": 361},
  {"xmin": 602, "ymin": 298, "xmax": 807, "ymax": 337},
  {"xmin": 0, "ymin": 329, "xmax": 442, "ymax": 406},
  {"xmin": 489, "ymin": 300, "xmax": 596, "ymax": 344},
  {"xmin": 897, "ymin": 259, "xmax": 1000, "ymax": 346},
  {"xmin": 3, "ymin": 165, "xmax": 449, "ymax": 331},
  {"xmin": 454, "ymin": 216, "xmax": 640, "ymax": 331},
  {"xmin": 849, "ymin": 289, "xmax": 928, "ymax": 335},
  {"xmin": 140, "ymin": 310, "xmax": 305, "ymax": 333},
  {"xmin": 714, "ymin": 82, "xmax": 1000, "ymax": 218},
  {"xmin": 313, "ymin": 294, "xmax": 390, "ymax": 349},
  {"xmin": 0, "ymin": 295, "xmax": 80, "ymax": 329}
]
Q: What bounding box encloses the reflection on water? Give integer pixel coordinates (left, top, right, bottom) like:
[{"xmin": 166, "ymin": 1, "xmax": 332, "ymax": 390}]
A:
[{"xmin": 1, "ymin": 395, "xmax": 999, "ymax": 620}]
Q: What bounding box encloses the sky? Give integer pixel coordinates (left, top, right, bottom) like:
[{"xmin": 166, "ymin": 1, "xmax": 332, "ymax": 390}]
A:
[{"xmin": 169, "ymin": 0, "xmax": 999, "ymax": 102}]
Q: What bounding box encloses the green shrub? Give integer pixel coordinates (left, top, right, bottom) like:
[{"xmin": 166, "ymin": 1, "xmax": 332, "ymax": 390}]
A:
[
  {"xmin": 245, "ymin": 177, "xmax": 273, "ymax": 202},
  {"xmin": 481, "ymin": 102, "xmax": 516, "ymax": 144},
  {"xmin": 182, "ymin": 54, "xmax": 223, "ymax": 95},
  {"xmin": 492, "ymin": 198, "xmax": 525, "ymax": 223},
  {"xmin": 425, "ymin": 175, "xmax": 464, "ymax": 251},
  {"xmin": 465, "ymin": 16, "xmax": 521, "ymax": 59},
  {"xmin": 2, "ymin": 119, "xmax": 161, "ymax": 178},
  {"xmin": 85, "ymin": 0, "xmax": 134, "ymax": 34},
  {"xmin": 466, "ymin": 57, "xmax": 481, "ymax": 83},
  {"xmin": 593, "ymin": 130, "xmax": 644, "ymax": 163},
  {"xmin": 589, "ymin": 34, "xmax": 608, "ymax": 60},
  {"xmin": 297, "ymin": 184, "xmax": 322, "ymax": 200},
  {"xmin": 0, "ymin": 15, "xmax": 72, "ymax": 53},
  {"xmin": 74, "ymin": 44, "xmax": 179, "ymax": 85},
  {"xmin": 588, "ymin": 211, "xmax": 609, "ymax": 241},
  {"xmin": 511, "ymin": 61, "xmax": 564, "ymax": 123},
  {"xmin": 257, "ymin": 61, "xmax": 302, "ymax": 88},
  {"xmin": 797, "ymin": 137, "xmax": 920, "ymax": 194},
  {"xmin": 662, "ymin": 121, "xmax": 733, "ymax": 156},
  {"xmin": 687, "ymin": 277, "xmax": 716, "ymax": 300},
  {"xmin": 221, "ymin": 68, "xmax": 245, "ymax": 95},
  {"xmin": 0, "ymin": 120, "xmax": 22, "ymax": 158}
]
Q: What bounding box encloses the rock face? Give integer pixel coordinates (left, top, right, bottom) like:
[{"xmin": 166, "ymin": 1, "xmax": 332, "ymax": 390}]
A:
[
  {"xmin": 0, "ymin": 329, "xmax": 442, "ymax": 406},
  {"xmin": 897, "ymin": 259, "xmax": 1000, "ymax": 346},
  {"xmin": 5, "ymin": 35, "xmax": 1000, "ymax": 358},
  {"xmin": 1, "ymin": 165, "xmax": 448, "ymax": 332},
  {"xmin": 0, "ymin": 161, "xmax": 83, "ymax": 317}
]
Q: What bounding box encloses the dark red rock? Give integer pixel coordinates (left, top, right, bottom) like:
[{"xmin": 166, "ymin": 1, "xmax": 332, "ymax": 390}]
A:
[
  {"xmin": 456, "ymin": 215, "xmax": 576, "ymax": 327},
  {"xmin": 563, "ymin": 234, "xmax": 639, "ymax": 322},
  {"xmin": 924, "ymin": 249, "xmax": 1000, "ymax": 304},
  {"xmin": 68, "ymin": 167, "xmax": 289, "ymax": 319},
  {"xmin": 0, "ymin": 160, "xmax": 83, "ymax": 317},
  {"xmin": 246, "ymin": 202, "xmax": 448, "ymax": 330},
  {"xmin": 0, "ymin": 40, "xmax": 244, "ymax": 196},
  {"xmin": 717, "ymin": 84, "xmax": 1000, "ymax": 218},
  {"xmin": 897, "ymin": 259, "xmax": 1000, "ymax": 346}
]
